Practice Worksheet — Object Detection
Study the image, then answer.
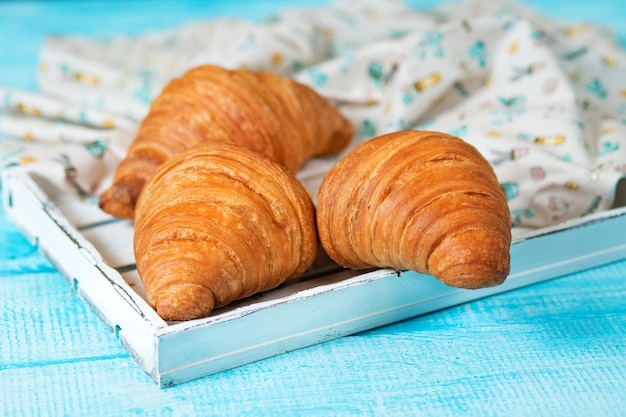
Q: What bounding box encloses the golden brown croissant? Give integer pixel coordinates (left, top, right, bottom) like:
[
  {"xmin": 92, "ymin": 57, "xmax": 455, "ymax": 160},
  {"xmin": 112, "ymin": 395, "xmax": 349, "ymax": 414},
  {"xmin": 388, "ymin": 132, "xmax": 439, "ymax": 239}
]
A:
[
  {"xmin": 99, "ymin": 64, "xmax": 354, "ymax": 219},
  {"xmin": 134, "ymin": 142, "xmax": 318, "ymax": 321},
  {"xmin": 316, "ymin": 130, "xmax": 512, "ymax": 289}
]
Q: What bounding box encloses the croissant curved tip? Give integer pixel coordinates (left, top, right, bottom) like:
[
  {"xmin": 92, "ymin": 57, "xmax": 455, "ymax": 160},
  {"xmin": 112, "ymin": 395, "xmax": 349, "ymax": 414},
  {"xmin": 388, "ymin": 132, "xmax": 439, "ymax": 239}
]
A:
[
  {"xmin": 152, "ymin": 283, "xmax": 216, "ymax": 321},
  {"xmin": 434, "ymin": 264, "xmax": 509, "ymax": 289},
  {"xmin": 98, "ymin": 184, "xmax": 136, "ymax": 219},
  {"xmin": 328, "ymin": 120, "xmax": 355, "ymax": 154},
  {"xmin": 428, "ymin": 229, "xmax": 511, "ymax": 289}
]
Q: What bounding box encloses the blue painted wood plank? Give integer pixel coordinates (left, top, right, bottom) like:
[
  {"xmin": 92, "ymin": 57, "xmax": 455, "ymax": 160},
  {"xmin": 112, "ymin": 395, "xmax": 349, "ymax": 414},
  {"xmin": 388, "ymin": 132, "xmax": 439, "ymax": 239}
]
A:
[
  {"xmin": 0, "ymin": 204, "xmax": 54, "ymax": 274},
  {"xmin": 0, "ymin": 0, "xmax": 332, "ymax": 90},
  {"xmin": 2, "ymin": 264, "xmax": 625, "ymax": 416},
  {"xmin": 1, "ymin": 0, "xmax": 626, "ymax": 416},
  {"xmin": 0, "ymin": 270, "xmax": 130, "ymax": 366}
]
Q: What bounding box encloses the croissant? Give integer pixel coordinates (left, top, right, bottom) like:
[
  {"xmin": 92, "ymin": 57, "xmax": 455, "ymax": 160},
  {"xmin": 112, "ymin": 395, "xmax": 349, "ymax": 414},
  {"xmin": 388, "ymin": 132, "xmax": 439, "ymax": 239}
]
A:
[
  {"xmin": 316, "ymin": 130, "xmax": 512, "ymax": 289},
  {"xmin": 99, "ymin": 64, "xmax": 354, "ymax": 219},
  {"xmin": 134, "ymin": 142, "xmax": 318, "ymax": 321}
]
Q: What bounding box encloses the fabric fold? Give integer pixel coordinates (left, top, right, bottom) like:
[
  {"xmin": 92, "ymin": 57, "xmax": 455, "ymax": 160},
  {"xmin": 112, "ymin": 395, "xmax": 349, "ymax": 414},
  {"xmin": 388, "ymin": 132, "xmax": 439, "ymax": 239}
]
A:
[{"xmin": 0, "ymin": 0, "xmax": 624, "ymax": 230}]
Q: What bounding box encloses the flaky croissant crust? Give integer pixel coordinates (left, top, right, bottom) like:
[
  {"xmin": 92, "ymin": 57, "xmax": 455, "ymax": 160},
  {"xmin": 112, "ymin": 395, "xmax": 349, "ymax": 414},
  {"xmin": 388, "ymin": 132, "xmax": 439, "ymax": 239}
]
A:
[
  {"xmin": 316, "ymin": 130, "xmax": 512, "ymax": 289},
  {"xmin": 134, "ymin": 142, "xmax": 318, "ymax": 321},
  {"xmin": 99, "ymin": 64, "xmax": 354, "ymax": 219}
]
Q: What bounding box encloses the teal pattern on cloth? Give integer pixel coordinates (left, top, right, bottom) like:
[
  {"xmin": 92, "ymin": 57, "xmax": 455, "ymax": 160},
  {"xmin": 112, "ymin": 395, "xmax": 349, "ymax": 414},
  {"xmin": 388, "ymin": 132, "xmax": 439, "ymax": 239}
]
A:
[{"xmin": 0, "ymin": 0, "xmax": 625, "ymax": 232}]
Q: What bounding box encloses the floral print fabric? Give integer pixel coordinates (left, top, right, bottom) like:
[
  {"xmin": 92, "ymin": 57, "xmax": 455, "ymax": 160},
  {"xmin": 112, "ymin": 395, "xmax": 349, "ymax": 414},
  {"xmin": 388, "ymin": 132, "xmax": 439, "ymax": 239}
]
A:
[{"xmin": 1, "ymin": 0, "xmax": 625, "ymax": 231}]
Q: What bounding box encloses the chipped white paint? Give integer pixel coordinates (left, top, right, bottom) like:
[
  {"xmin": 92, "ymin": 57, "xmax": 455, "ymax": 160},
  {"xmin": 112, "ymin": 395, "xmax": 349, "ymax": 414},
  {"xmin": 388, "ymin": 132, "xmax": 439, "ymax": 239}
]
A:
[{"xmin": 3, "ymin": 168, "xmax": 626, "ymax": 387}]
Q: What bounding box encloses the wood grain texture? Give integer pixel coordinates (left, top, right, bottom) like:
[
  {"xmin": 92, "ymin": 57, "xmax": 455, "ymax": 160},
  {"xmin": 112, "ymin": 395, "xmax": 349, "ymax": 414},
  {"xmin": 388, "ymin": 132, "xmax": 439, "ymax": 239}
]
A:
[{"xmin": 1, "ymin": 1, "xmax": 626, "ymax": 416}]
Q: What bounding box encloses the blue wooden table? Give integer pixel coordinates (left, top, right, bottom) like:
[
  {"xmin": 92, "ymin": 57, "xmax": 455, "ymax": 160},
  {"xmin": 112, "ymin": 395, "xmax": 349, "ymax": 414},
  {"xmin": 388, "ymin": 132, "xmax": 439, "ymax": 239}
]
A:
[{"xmin": 1, "ymin": 1, "xmax": 625, "ymax": 416}]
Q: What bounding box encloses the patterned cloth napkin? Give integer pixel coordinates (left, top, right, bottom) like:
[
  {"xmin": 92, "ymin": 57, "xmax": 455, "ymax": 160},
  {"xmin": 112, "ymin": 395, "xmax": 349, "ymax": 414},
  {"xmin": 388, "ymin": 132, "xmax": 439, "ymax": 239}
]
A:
[{"xmin": 1, "ymin": 0, "xmax": 625, "ymax": 231}]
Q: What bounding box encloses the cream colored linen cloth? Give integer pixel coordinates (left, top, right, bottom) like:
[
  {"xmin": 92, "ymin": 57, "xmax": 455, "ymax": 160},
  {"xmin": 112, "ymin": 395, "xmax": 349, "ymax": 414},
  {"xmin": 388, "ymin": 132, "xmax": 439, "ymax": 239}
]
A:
[{"xmin": 1, "ymin": 0, "xmax": 625, "ymax": 231}]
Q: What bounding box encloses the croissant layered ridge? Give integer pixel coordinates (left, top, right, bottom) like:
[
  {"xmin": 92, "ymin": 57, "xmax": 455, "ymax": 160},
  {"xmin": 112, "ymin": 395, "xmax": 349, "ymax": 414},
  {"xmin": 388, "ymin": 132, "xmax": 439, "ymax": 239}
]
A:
[
  {"xmin": 316, "ymin": 130, "xmax": 512, "ymax": 289},
  {"xmin": 99, "ymin": 64, "xmax": 354, "ymax": 219},
  {"xmin": 134, "ymin": 143, "xmax": 318, "ymax": 321}
]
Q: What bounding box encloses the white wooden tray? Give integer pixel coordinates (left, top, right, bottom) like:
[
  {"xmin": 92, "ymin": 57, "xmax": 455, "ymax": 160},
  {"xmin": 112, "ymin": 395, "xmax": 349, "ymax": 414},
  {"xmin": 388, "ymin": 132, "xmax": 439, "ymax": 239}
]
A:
[{"xmin": 3, "ymin": 167, "xmax": 626, "ymax": 387}]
